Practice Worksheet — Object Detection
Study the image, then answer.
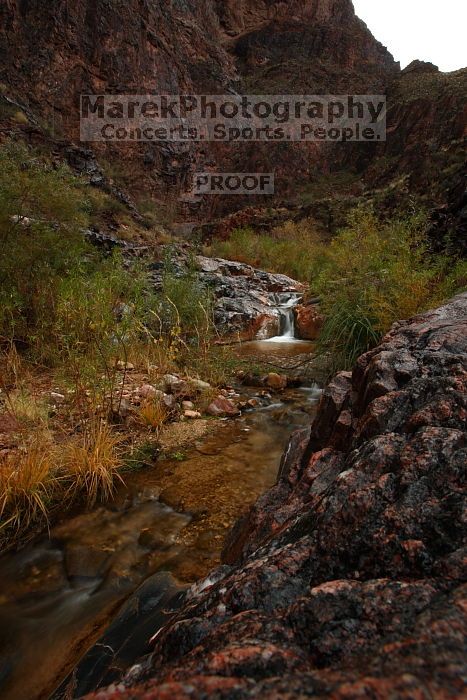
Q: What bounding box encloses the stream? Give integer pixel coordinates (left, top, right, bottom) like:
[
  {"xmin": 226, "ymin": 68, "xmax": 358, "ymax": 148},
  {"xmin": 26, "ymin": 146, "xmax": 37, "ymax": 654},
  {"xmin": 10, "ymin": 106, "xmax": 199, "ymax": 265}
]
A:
[{"xmin": 0, "ymin": 379, "xmax": 321, "ymax": 699}]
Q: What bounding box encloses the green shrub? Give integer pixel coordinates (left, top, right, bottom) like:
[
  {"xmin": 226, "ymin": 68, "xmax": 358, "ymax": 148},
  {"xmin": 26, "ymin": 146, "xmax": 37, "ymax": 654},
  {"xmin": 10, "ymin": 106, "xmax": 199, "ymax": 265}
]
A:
[
  {"xmin": 313, "ymin": 206, "xmax": 466, "ymax": 371},
  {"xmin": 158, "ymin": 252, "xmax": 213, "ymax": 340},
  {"xmin": 208, "ymin": 220, "xmax": 323, "ymax": 281},
  {"xmin": 0, "ymin": 140, "xmax": 88, "ymax": 345}
]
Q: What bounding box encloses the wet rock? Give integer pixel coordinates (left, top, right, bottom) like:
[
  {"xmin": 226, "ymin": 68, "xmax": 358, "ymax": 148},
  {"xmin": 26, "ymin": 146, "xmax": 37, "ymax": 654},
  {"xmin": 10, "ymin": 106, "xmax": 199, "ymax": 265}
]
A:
[
  {"xmin": 207, "ymin": 397, "xmax": 240, "ymax": 417},
  {"xmin": 266, "ymin": 372, "xmax": 288, "ymax": 390},
  {"xmin": 53, "ymin": 573, "xmax": 186, "ymax": 700},
  {"xmin": 294, "ymin": 303, "xmax": 324, "ymax": 340},
  {"xmin": 252, "ymin": 314, "xmax": 281, "ymax": 340},
  {"xmin": 150, "ymin": 254, "xmax": 302, "ymax": 339},
  {"xmin": 83, "ymin": 294, "xmax": 467, "ymax": 700}
]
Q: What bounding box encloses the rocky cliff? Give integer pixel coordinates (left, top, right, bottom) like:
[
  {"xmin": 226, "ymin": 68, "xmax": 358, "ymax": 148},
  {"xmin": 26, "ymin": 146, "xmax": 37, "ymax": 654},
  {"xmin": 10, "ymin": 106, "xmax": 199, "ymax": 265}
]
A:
[
  {"xmin": 75, "ymin": 293, "xmax": 467, "ymax": 699},
  {"xmin": 1, "ymin": 0, "xmax": 465, "ymax": 238},
  {"xmin": 0, "ymin": 0, "xmax": 398, "ymax": 205}
]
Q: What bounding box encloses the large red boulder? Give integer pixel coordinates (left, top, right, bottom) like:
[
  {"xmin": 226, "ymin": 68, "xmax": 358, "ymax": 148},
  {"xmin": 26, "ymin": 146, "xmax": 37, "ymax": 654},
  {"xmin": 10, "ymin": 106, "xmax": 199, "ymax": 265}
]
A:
[{"xmin": 294, "ymin": 303, "xmax": 324, "ymax": 340}]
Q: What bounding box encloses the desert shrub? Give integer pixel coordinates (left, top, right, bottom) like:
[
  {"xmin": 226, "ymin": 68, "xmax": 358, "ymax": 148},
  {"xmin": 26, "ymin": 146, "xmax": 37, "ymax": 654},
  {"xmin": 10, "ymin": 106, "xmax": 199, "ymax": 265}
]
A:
[
  {"xmin": 60, "ymin": 420, "xmax": 125, "ymax": 507},
  {"xmin": 0, "ymin": 140, "xmax": 159, "ymax": 369},
  {"xmin": 0, "ymin": 434, "xmax": 57, "ymax": 541},
  {"xmin": 54, "ymin": 255, "xmax": 154, "ymax": 355},
  {"xmin": 313, "ymin": 206, "xmax": 466, "ymax": 371}
]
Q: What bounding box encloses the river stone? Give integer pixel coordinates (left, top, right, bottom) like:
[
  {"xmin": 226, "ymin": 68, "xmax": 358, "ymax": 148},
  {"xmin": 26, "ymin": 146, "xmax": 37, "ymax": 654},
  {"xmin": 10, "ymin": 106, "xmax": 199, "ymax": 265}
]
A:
[
  {"xmin": 138, "ymin": 384, "xmax": 163, "ymax": 400},
  {"xmin": 266, "ymin": 372, "xmax": 288, "ymax": 390},
  {"xmin": 207, "ymin": 397, "xmax": 240, "ymax": 417},
  {"xmin": 184, "ymin": 410, "xmax": 202, "ymax": 419}
]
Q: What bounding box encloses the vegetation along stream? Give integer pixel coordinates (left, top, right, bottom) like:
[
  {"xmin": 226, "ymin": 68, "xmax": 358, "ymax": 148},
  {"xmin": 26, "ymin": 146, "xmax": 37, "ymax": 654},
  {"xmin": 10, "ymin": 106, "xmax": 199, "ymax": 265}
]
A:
[{"xmin": 0, "ymin": 366, "xmax": 321, "ymax": 700}]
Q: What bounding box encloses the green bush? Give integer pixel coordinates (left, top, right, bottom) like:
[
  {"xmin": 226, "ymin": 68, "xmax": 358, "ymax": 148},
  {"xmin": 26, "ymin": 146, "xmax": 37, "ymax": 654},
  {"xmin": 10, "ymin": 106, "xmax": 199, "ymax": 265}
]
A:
[
  {"xmin": 208, "ymin": 220, "xmax": 323, "ymax": 281},
  {"xmin": 53, "ymin": 255, "xmax": 155, "ymax": 372},
  {"xmin": 313, "ymin": 206, "xmax": 466, "ymax": 371},
  {"xmin": 0, "ymin": 140, "xmax": 158, "ymax": 375},
  {"xmin": 0, "ymin": 140, "xmax": 88, "ymax": 345},
  {"xmin": 158, "ymin": 252, "xmax": 213, "ymax": 340}
]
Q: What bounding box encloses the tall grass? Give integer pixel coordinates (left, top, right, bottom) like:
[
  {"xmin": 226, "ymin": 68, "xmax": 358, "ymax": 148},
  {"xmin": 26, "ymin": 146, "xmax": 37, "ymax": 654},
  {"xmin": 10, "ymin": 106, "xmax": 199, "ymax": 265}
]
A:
[
  {"xmin": 207, "ymin": 220, "xmax": 324, "ymax": 281},
  {"xmin": 313, "ymin": 206, "xmax": 467, "ymax": 371},
  {"xmin": 138, "ymin": 399, "xmax": 169, "ymax": 433},
  {"xmin": 0, "ymin": 422, "xmax": 126, "ymax": 547},
  {"xmin": 0, "ymin": 435, "xmax": 57, "ymax": 539},
  {"xmin": 61, "ymin": 421, "xmax": 125, "ymax": 507}
]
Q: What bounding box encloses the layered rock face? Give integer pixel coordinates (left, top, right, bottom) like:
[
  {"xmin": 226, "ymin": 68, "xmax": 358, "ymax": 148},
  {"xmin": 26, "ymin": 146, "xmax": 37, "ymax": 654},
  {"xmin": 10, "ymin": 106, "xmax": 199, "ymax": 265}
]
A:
[
  {"xmin": 216, "ymin": 0, "xmax": 367, "ymax": 38},
  {"xmin": 83, "ymin": 294, "xmax": 467, "ymax": 699}
]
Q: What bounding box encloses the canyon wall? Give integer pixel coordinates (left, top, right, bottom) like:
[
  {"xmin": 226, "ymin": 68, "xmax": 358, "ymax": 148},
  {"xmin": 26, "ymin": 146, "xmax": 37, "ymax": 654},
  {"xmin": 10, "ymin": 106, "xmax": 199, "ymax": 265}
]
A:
[{"xmin": 0, "ymin": 1, "xmax": 465, "ymax": 239}]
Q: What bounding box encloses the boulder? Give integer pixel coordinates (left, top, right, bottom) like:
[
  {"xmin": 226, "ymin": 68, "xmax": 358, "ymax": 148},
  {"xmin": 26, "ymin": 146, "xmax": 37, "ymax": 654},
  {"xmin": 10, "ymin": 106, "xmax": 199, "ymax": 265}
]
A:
[
  {"xmin": 207, "ymin": 397, "xmax": 240, "ymax": 417},
  {"xmin": 149, "ymin": 254, "xmax": 302, "ymax": 338},
  {"xmin": 265, "ymin": 372, "xmax": 288, "ymax": 390},
  {"xmin": 294, "ymin": 303, "xmax": 324, "ymax": 340}
]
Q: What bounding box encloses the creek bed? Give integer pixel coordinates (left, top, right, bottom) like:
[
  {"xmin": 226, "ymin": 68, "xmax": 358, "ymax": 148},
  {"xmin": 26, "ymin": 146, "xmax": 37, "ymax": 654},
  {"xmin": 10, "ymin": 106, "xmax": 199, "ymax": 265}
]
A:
[{"xmin": 0, "ymin": 380, "xmax": 321, "ymax": 700}]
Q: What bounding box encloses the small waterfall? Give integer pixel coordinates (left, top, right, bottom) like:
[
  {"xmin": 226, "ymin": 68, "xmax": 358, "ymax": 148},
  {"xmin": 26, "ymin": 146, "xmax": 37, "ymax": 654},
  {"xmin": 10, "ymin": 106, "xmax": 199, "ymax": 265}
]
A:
[{"xmin": 265, "ymin": 294, "xmax": 301, "ymax": 343}]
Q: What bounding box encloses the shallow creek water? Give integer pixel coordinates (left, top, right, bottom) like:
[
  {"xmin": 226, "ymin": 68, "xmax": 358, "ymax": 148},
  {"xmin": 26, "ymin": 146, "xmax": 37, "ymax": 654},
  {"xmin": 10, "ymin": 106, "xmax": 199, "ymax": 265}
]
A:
[{"xmin": 0, "ymin": 363, "xmax": 321, "ymax": 700}]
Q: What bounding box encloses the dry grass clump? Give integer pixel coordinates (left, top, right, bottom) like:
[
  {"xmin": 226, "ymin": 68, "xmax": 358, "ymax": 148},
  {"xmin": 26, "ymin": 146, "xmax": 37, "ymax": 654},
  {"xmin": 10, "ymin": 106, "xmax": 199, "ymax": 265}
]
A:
[
  {"xmin": 60, "ymin": 420, "xmax": 125, "ymax": 507},
  {"xmin": 0, "ymin": 434, "xmax": 57, "ymax": 539},
  {"xmin": 0, "ymin": 419, "xmax": 127, "ymax": 548},
  {"xmin": 137, "ymin": 399, "xmax": 169, "ymax": 434}
]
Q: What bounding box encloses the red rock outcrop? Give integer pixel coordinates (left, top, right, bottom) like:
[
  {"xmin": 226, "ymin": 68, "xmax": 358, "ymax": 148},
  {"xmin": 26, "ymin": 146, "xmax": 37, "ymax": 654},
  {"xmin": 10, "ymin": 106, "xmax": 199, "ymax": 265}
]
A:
[
  {"xmin": 294, "ymin": 303, "xmax": 324, "ymax": 340},
  {"xmin": 81, "ymin": 294, "xmax": 467, "ymax": 698},
  {"xmin": 1, "ymin": 0, "xmax": 465, "ymax": 233}
]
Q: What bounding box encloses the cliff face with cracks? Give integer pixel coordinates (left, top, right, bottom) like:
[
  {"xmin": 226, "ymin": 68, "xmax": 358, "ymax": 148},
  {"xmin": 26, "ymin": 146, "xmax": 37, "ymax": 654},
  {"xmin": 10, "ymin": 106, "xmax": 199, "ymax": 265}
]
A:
[
  {"xmin": 0, "ymin": 0, "xmax": 398, "ymax": 205},
  {"xmin": 1, "ymin": 0, "xmax": 464, "ymax": 243},
  {"xmin": 80, "ymin": 293, "xmax": 467, "ymax": 699}
]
